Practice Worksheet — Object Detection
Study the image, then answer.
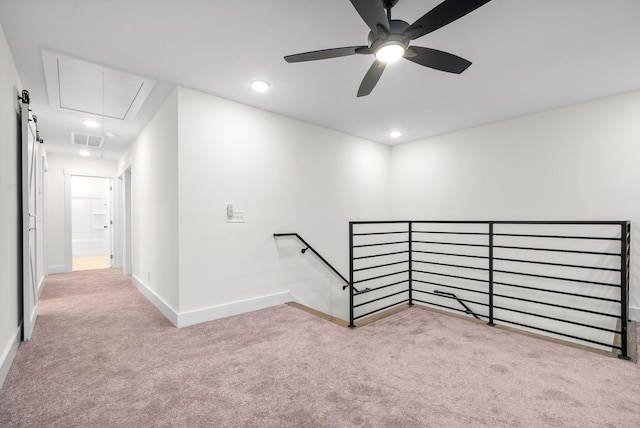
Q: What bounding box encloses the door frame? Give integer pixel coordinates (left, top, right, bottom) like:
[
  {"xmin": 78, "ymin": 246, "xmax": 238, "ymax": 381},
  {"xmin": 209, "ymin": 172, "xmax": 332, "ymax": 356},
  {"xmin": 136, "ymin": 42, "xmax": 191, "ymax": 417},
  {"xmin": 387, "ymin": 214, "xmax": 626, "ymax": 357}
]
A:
[{"xmin": 64, "ymin": 174, "xmax": 115, "ymax": 272}]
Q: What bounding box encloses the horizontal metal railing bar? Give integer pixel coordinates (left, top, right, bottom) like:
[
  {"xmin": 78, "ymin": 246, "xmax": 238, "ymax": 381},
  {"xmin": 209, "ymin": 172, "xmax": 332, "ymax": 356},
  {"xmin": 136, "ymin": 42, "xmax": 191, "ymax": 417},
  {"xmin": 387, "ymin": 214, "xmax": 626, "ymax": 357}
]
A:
[
  {"xmin": 493, "ymin": 268, "xmax": 619, "ymax": 288},
  {"xmin": 493, "ymin": 256, "xmax": 620, "ymax": 272},
  {"xmin": 352, "ymin": 220, "xmax": 627, "ymax": 225},
  {"xmin": 493, "ymin": 281, "xmax": 621, "ymax": 303},
  {"xmin": 413, "ymin": 278, "xmax": 489, "ymax": 296},
  {"xmin": 353, "ymin": 279, "xmax": 408, "ymax": 295},
  {"xmin": 354, "ymin": 260, "xmax": 408, "ymax": 272},
  {"xmin": 493, "ymin": 305, "xmax": 620, "ymax": 333},
  {"xmin": 353, "ymin": 231, "xmax": 409, "ymax": 236},
  {"xmin": 353, "ymin": 298, "xmax": 411, "ymax": 320},
  {"xmin": 491, "ymin": 221, "xmax": 626, "ymax": 225},
  {"xmin": 494, "ymin": 232, "xmax": 620, "ymax": 241},
  {"xmin": 353, "ymin": 240, "xmax": 409, "ymax": 249},
  {"xmin": 493, "ymin": 293, "xmax": 620, "ymax": 319},
  {"xmin": 493, "ymin": 244, "xmax": 619, "ymax": 257},
  {"xmin": 353, "ymin": 250, "xmax": 410, "ymax": 261},
  {"xmin": 492, "ymin": 317, "xmax": 622, "ymax": 350},
  {"xmin": 413, "ymin": 269, "xmax": 489, "ymax": 284},
  {"xmin": 413, "ymin": 250, "xmax": 488, "ymax": 260},
  {"xmin": 413, "ymin": 259, "xmax": 490, "ymax": 273},
  {"xmin": 413, "ymin": 240, "xmax": 489, "ymax": 249},
  {"xmin": 412, "ymin": 230, "xmax": 488, "ymax": 236},
  {"xmin": 353, "ymin": 269, "xmax": 410, "ymax": 284},
  {"xmin": 354, "ymin": 289, "xmax": 410, "ymax": 309}
]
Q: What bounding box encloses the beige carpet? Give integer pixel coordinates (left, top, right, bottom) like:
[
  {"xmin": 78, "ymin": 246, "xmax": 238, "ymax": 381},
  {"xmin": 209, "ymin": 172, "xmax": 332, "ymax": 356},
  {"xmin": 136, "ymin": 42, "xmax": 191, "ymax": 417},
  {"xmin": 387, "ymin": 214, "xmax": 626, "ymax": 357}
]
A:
[{"xmin": 1, "ymin": 269, "xmax": 638, "ymax": 427}]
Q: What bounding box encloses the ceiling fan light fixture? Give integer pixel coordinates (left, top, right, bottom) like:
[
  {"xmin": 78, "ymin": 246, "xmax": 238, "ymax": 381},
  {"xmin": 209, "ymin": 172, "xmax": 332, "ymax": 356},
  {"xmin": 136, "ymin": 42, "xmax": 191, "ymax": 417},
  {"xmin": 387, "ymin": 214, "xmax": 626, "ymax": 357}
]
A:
[
  {"xmin": 375, "ymin": 42, "xmax": 405, "ymax": 63},
  {"xmin": 250, "ymin": 79, "xmax": 270, "ymax": 92}
]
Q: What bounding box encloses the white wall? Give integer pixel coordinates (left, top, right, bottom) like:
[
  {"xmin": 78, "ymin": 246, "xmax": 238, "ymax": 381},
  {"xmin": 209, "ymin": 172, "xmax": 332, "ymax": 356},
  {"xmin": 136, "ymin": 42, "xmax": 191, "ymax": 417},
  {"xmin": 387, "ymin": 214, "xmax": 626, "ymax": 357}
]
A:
[
  {"xmin": 0, "ymin": 22, "xmax": 22, "ymax": 387},
  {"xmin": 390, "ymin": 90, "xmax": 640, "ymax": 318},
  {"xmin": 45, "ymin": 154, "xmax": 118, "ymax": 272},
  {"xmin": 118, "ymin": 89, "xmax": 179, "ymax": 315},
  {"xmin": 175, "ymin": 87, "xmax": 391, "ymax": 323}
]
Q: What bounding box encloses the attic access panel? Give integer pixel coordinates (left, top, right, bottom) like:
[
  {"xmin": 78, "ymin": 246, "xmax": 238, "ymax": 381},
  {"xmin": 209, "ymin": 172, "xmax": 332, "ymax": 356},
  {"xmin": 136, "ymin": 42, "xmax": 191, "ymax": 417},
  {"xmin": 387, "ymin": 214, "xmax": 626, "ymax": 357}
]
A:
[{"xmin": 42, "ymin": 50, "xmax": 155, "ymax": 121}]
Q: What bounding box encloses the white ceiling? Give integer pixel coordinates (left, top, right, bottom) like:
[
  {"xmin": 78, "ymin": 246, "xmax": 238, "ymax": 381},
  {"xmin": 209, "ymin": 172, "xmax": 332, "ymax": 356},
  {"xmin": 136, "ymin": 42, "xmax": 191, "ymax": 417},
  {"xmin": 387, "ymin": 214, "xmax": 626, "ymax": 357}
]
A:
[{"xmin": 1, "ymin": 0, "xmax": 640, "ymax": 161}]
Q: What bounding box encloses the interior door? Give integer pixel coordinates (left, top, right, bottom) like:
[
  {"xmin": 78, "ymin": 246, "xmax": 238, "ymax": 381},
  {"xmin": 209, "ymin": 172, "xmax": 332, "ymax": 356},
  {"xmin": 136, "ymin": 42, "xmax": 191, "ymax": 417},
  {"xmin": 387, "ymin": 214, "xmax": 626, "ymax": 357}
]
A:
[{"xmin": 21, "ymin": 91, "xmax": 38, "ymax": 341}]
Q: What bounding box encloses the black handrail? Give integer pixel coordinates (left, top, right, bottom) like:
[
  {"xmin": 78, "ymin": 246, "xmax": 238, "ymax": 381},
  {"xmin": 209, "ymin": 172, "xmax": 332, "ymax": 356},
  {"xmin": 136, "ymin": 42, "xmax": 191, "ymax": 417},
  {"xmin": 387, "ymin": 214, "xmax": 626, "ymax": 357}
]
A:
[
  {"xmin": 434, "ymin": 290, "xmax": 481, "ymax": 320},
  {"xmin": 273, "ymin": 233, "xmax": 356, "ymax": 291}
]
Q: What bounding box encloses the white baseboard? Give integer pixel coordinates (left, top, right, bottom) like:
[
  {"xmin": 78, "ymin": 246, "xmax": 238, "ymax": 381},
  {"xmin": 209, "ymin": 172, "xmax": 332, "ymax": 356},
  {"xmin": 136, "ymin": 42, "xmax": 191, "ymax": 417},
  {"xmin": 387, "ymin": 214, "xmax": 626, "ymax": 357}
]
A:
[
  {"xmin": 630, "ymin": 306, "xmax": 640, "ymax": 321},
  {"xmin": 37, "ymin": 275, "xmax": 45, "ymax": 299},
  {"xmin": 131, "ymin": 275, "xmax": 179, "ymax": 327},
  {"xmin": 0, "ymin": 323, "xmax": 22, "ymax": 390},
  {"xmin": 47, "ymin": 265, "xmax": 69, "ymax": 274},
  {"xmin": 129, "ymin": 277, "xmax": 299, "ymax": 329},
  {"xmin": 177, "ymin": 291, "xmax": 299, "ymax": 328}
]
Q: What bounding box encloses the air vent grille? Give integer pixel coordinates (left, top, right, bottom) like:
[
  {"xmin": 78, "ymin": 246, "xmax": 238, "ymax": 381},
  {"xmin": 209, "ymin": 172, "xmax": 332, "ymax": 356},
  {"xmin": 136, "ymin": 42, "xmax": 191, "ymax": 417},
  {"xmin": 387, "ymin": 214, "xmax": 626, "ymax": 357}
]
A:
[{"xmin": 71, "ymin": 132, "xmax": 104, "ymax": 148}]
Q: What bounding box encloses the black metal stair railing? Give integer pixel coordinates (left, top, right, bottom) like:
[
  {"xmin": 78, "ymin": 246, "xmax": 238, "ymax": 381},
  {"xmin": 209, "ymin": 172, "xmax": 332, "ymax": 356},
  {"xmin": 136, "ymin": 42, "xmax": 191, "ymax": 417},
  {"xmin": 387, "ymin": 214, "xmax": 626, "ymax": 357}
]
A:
[
  {"xmin": 348, "ymin": 220, "xmax": 632, "ymax": 360},
  {"xmin": 273, "ymin": 233, "xmax": 359, "ymax": 292}
]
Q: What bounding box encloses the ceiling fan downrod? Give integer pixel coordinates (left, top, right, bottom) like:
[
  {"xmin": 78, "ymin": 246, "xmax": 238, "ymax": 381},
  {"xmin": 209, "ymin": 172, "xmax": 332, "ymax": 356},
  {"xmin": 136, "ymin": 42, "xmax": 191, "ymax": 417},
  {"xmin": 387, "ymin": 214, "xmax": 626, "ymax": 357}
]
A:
[{"xmin": 383, "ymin": 0, "xmax": 398, "ymax": 20}]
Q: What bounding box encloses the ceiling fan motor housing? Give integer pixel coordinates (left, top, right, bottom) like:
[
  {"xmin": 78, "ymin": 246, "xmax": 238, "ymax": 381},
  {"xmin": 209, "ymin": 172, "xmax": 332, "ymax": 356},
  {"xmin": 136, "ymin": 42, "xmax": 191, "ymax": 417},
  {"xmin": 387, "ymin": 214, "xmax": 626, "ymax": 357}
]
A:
[{"xmin": 369, "ymin": 19, "xmax": 410, "ymax": 53}]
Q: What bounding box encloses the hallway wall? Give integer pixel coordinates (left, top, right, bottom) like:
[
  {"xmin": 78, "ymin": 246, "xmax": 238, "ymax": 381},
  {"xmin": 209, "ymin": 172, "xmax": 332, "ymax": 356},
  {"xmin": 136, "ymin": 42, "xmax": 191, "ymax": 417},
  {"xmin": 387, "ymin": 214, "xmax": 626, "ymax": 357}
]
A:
[
  {"xmin": 118, "ymin": 89, "xmax": 179, "ymax": 317},
  {"xmin": 120, "ymin": 87, "xmax": 391, "ymax": 325},
  {"xmin": 0, "ymin": 23, "xmax": 23, "ymax": 387},
  {"xmin": 390, "ymin": 89, "xmax": 640, "ymax": 319},
  {"xmin": 176, "ymin": 87, "xmax": 391, "ymax": 323}
]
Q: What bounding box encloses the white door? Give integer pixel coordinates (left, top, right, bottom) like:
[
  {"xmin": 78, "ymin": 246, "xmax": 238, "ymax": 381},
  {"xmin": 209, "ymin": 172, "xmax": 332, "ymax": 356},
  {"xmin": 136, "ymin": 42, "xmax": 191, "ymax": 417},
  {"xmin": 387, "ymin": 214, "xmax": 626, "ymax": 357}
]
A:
[{"xmin": 21, "ymin": 93, "xmax": 38, "ymax": 341}]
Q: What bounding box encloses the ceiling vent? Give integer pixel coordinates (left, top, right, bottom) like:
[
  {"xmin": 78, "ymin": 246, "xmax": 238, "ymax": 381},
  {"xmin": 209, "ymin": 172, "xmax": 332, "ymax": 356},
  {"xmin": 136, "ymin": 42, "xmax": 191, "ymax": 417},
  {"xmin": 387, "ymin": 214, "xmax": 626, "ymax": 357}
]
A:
[{"xmin": 71, "ymin": 132, "xmax": 104, "ymax": 148}]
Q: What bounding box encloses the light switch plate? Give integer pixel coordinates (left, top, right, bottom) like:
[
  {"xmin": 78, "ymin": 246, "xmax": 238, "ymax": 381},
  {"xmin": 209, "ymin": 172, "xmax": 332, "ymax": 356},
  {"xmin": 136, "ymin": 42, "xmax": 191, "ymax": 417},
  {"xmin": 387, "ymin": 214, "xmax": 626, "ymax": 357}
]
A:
[{"xmin": 226, "ymin": 210, "xmax": 245, "ymax": 223}]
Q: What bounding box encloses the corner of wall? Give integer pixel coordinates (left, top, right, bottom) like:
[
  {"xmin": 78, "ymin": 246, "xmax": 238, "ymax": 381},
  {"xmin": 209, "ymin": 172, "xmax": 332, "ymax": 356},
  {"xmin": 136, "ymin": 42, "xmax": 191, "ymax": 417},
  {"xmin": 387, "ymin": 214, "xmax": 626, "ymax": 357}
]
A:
[{"xmin": 131, "ymin": 275, "xmax": 179, "ymax": 327}]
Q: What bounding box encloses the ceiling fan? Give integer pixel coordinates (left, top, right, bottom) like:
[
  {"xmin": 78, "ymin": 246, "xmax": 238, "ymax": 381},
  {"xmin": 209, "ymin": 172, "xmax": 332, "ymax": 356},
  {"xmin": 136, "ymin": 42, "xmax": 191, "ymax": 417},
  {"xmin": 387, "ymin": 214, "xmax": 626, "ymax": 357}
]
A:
[{"xmin": 284, "ymin": 0, "xmax": 492, "ymax": 97}]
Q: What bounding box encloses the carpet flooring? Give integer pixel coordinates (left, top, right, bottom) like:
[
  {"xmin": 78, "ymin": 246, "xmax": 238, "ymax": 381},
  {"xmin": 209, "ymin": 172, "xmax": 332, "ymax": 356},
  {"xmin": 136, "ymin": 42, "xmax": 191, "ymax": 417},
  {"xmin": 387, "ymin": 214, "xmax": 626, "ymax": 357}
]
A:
[{"xmin": 1, "ymin": 269, "xmax": 639, "ymax": 427}]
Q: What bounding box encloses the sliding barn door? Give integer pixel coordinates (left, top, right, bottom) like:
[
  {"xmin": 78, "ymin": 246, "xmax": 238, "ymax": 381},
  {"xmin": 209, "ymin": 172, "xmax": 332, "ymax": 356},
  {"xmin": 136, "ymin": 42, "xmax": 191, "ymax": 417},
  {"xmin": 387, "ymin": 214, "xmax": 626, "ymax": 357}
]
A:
[{"xmin": 20, "ymin": 91, "xmax": 38, "ymax": 341}]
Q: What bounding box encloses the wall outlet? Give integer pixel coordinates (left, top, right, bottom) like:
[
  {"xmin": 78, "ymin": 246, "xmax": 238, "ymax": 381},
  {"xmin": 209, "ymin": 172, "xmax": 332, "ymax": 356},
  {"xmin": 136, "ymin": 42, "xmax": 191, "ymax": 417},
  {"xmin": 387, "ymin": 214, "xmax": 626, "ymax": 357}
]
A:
[{"xmin": 226, "ymin": 210, "xmax": 245, "ymax": 223}]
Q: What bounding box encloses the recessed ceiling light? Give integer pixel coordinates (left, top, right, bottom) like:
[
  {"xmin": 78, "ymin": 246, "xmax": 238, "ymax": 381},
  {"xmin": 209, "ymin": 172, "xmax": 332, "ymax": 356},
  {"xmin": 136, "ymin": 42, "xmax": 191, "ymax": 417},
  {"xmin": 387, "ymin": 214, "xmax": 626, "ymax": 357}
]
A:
[
  {"xmin": 79, "ymin": 150, "xmax": 90, "ymax": 157},
  {"xmin": 250, "ymin": 80, "xmax": 270, "ymax": 92},
  {"xmin": 83, "ymin": 120, "xmax": 99, "ymax": 128},
  {"xmin": 390, "ymin": 130, "xmax": 402, "ymax": 138}
]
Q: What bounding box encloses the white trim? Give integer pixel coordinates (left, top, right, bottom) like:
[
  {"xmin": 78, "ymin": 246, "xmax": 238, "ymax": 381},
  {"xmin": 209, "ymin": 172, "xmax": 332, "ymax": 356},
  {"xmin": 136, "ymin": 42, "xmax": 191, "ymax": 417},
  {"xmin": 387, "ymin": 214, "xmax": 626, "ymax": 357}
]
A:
[
  {"xmin": 630, "ymin": 306, "xmax": 640, "ymax": 321},
  {"xmin": 177, "ymin": 291, "xmax": 299, "ymax": 328},
  {"xmin": 37, "ymin": 275, "xmax": 45, "ymax": 299},
  {"xmin": 47, "ymin": 265, "xmax": 70, "ymax": 274},
  {"xmin": 131, "ymin": 275, "xmax": 179, "ymax": 327},
  {"xmin": 0, "ymin": 323, "xmax": 22, "ymax": 389},
  {"xmin": 64, "ymin": 174, "xmax": 72, "ymax": 272}
]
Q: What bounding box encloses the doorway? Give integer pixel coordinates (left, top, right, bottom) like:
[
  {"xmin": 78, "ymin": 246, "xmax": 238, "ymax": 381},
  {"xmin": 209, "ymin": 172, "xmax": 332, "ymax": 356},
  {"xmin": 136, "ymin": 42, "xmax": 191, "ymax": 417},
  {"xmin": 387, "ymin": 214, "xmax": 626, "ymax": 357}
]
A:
[{"xmin": 70, "ymin": 176, "xmax": 112, "ymax": 271}]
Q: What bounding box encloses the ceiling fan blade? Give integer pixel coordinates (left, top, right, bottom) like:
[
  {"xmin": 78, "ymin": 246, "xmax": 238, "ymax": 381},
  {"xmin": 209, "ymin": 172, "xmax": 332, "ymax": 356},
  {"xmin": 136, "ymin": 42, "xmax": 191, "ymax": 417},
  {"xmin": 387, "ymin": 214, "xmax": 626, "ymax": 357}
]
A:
[
  {"xmin": 357, "ymin": 60, "xmax": 386, "ymax": 97},
  {"xmin": 350, "ymin": 0, "xmax": 390, "ymax": 34},
  {"xmin": 406, "ymin": 0, "xmax": 492, "ymax": 40},
  {"xmin": 404, "ymin": 46, "xmax": 472, "ymax": 74},
  {"xmin": 284, "ymin": 46, "xmax": 369, "ymax": 63}
]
